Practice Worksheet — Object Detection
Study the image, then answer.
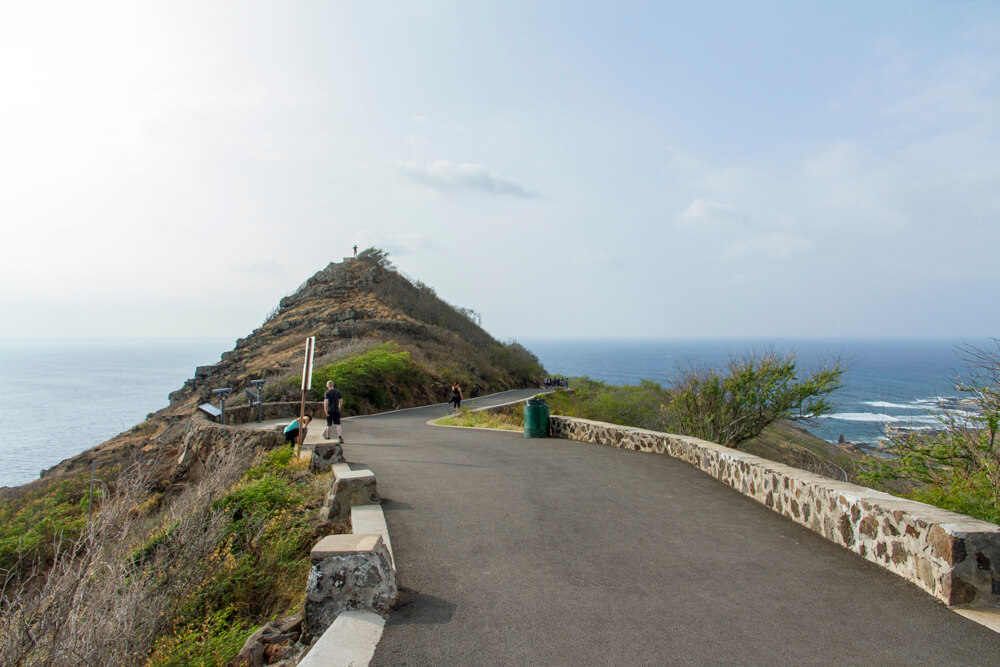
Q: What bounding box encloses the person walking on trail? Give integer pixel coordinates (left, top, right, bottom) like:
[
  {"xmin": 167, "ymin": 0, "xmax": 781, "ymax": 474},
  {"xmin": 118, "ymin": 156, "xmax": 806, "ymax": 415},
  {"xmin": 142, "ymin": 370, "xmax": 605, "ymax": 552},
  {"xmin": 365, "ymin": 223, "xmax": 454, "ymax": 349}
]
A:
[
  {"xmin": 353, "ymin": 244, "xmax": 358, "ymax": 257},
  {"xmin": 324, "ymin": 380, "xmax": 344, "ymax": 443},
  {"xmin": 449, "ymin": 382, "xmax": 463, "ymax": 412},
  {"xmin": 284, "ymin": 415, "xmax": 310, "ymax": 445}
]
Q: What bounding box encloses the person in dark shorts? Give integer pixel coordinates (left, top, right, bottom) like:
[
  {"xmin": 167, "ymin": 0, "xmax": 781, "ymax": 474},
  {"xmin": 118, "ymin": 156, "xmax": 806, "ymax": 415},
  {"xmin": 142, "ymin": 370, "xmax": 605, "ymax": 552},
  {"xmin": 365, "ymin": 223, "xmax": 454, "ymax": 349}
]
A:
[
  {"xmin": 449, "ymin": 382, "xmax": 463, "ymax": 412},
  {"xmin": 324, "ymin": 380, "xmax": 344, "ymax": 443},
  {"xmin": 283, "ymin": 415, "xmax": 310, "ymax": 445}
]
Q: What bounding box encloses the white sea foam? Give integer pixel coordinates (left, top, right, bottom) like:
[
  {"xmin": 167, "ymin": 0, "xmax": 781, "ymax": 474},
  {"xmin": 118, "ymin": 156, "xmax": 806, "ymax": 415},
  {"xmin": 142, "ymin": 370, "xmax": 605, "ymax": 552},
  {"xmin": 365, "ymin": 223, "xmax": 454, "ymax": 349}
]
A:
[
  {"xmin": 863, "ymin": 401, "xmax": 922, "ymax": 410},
  {"xmin": 825, "ymin": 413, "xmax": 902, "ymax": 423},
  {"xmin": 913, "ymin": 396, "xmax": 962, "ymax": 406}
]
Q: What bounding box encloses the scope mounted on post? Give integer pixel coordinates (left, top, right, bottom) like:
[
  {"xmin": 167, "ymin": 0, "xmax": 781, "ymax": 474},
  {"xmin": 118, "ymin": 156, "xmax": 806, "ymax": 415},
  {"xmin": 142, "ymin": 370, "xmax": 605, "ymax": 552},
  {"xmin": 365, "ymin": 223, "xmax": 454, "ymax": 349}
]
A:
[{"xmin": 211, "ymin": 387, "xmax": 233, "ymax": 425}]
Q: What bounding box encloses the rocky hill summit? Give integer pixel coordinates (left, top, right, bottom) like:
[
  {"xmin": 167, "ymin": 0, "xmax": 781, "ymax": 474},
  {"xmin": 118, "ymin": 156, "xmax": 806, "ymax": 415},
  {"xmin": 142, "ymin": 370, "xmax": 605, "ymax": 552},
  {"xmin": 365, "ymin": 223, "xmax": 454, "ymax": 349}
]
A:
[{"xmin": 27, "ymin": 248, "xmax": 544, "ymax": 489}]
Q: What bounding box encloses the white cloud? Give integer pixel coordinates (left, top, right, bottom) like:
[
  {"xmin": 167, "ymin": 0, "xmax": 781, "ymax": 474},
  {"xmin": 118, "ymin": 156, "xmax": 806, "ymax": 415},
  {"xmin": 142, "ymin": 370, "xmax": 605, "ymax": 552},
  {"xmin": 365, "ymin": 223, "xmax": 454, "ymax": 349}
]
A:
[
  {"xmin": 399, "ymin": 160, "xmax": 540, "ymax": 198},
  {"xmin": 720, "ymin": 234, "xmax": 814, "ymax": 262},
  {"xmin": 676, "ymin": 198, "xmax": 745, "ymax": 230}
]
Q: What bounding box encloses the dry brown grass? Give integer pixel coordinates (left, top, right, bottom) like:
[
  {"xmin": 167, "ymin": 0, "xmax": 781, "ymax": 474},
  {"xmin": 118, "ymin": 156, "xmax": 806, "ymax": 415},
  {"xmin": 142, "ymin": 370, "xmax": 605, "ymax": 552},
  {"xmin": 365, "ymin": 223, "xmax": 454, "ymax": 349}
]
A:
[{"xmin": 0, "ymin": 450, "xmax": 250, "ymax": 666}]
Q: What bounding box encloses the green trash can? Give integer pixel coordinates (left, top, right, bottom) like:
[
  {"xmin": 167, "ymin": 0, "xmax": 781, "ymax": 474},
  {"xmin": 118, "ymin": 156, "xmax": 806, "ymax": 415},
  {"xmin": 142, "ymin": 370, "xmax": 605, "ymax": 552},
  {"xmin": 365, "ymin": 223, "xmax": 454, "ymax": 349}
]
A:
[{"xmin": 524, "ymin": 397, "xmax": 550, "ymax": 438}]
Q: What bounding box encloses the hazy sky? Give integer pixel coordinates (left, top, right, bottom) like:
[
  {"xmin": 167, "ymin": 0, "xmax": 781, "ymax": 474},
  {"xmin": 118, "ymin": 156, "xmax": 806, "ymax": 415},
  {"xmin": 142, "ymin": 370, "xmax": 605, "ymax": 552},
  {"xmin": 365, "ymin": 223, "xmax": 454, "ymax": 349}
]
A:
[{"xmin": 2, "ymin": 1, "xmax": 998, "ymax": 341}]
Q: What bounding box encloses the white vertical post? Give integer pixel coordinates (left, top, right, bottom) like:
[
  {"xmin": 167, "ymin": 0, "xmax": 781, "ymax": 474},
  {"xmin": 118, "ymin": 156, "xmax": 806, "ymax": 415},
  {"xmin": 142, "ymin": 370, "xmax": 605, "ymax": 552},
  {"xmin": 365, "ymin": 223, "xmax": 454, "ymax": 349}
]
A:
[{"xmin": 297, "ymin": 336, "xmax": 315, "ymax": 456}]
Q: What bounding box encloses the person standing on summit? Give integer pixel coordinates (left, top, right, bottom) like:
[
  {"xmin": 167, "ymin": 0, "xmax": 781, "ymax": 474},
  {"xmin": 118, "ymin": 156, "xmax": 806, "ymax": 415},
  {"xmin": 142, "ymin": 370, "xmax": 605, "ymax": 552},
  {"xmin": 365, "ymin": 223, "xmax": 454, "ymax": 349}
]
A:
[{"xmin": 324, "ymin": 380, "xmax": 344, "ymax": 443}]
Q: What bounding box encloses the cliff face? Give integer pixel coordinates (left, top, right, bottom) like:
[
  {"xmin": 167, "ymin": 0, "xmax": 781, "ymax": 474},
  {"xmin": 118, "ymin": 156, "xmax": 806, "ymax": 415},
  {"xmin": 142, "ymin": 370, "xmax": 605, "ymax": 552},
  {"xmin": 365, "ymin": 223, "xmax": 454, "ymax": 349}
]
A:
[{"xmin": 34, "ymin": 252, "xmax": 544, "ymax": 486}]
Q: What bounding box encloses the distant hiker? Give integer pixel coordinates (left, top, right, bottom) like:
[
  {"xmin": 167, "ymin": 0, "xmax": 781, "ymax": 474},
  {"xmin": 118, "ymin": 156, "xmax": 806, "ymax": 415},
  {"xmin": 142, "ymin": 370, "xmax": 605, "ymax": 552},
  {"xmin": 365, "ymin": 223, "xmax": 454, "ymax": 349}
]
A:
[
  {"xmin": 324, "ymin": 380, "xmax": 344, "ymax": 444},
  {"xmin": 284, "ymin": 415, "xmax": 310, "ymax": 445},
  {"xmin": 449, "ymin": 382, "xmax": 463, "ymax": 412},
  {"xmin": 353, "ymin": 244, "xmax": 358, "ymax": 257}
]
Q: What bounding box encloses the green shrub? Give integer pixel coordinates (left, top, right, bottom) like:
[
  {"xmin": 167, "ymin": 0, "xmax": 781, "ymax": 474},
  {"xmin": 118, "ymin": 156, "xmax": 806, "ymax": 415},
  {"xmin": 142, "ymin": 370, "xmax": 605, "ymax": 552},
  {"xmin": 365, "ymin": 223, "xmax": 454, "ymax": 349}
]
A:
[
  {"xmin": 859, "ymin": 414, "xmax": 1000, "ymax": 524},
  {"xmin": 543, "ymin": 378, "xmax": 671, "ymax": 431},
  {"xmin": 148, "ymin": 605, "xmax": 253, "ymax": 667},
  {"xmin": 289, "ymin": 342, "xmax": 429, "ymax": 412},
  {"xmin": 668, "ymin": 351, "xmax": 843, "ymax": 447},
  {"xmin": 159, "ymin": 448, "xmax": 315, "ymax": 661},
  {"xmin": 0, "ymin": 471, "xmax": 104, "ymax": 572},
  {"xmin": 488, "ymin": 341, "xmax": 545, "ymax": 382}
]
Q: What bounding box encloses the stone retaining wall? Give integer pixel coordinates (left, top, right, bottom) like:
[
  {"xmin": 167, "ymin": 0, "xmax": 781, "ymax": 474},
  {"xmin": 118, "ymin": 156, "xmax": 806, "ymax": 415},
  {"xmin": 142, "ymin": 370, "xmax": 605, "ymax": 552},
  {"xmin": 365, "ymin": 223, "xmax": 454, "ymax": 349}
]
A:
[
  {"xmin": 172, "ymin": 412, "xmax": 285, "ymax": 482},
  {"xmin": 222, "ymin": 401, "xmax": 326, "ymax": 425},
  {"xmin": 550, "ymin": 415, "xmax": 1000, "ymax": 608}
]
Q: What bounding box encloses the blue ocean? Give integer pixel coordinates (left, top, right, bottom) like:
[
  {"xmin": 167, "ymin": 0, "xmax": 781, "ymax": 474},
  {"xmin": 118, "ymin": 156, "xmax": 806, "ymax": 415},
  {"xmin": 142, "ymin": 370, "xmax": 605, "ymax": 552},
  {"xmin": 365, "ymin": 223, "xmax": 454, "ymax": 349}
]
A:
[
  {"xmin": 522, "ymin": 338, "xmax": 989, "ymax": 448},
  {"xmin": 0, "ymin": 339, "xmax": 229, "ymax": 488},
  {"xmin": 0, "ymin": 337, "xmax": 989, "ymax": 488}
]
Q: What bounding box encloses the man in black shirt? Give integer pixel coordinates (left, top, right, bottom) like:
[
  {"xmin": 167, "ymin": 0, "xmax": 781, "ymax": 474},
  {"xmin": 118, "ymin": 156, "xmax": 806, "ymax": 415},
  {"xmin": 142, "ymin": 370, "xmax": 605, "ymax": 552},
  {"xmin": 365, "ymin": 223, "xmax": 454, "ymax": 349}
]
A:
[{"xmin": 324, "ymin": 380, "xmax": 344, "ymax": 443}]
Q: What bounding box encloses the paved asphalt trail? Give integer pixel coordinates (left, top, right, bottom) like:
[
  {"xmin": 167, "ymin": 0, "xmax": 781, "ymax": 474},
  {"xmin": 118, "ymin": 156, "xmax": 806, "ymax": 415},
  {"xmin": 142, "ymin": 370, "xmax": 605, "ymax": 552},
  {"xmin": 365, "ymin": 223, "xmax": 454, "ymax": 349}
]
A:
[{"xmin": 339, "ymin": 390, "xmax": 998, "ymax": 665}]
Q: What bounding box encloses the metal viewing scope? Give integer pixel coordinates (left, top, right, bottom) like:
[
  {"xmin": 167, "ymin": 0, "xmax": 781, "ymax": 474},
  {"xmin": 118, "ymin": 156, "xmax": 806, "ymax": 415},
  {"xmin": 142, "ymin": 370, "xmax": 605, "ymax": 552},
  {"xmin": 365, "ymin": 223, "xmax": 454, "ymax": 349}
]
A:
[
  {"xmin": 246, "ymin": 379, "xmax": 267, "ymax": 422},
  {"xmin": 211, "ymin": 387, "xmax": 232, "ymax": 424}
]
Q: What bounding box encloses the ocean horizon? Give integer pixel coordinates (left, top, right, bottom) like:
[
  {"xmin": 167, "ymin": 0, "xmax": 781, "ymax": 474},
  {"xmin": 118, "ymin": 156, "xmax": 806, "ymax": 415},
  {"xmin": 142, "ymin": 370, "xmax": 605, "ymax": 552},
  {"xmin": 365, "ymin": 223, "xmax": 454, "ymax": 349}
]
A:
[
  {"xmin": 0, "ymin": 338, "xmax": 231, "ymax": 488},
  {"xmin": 520, "ymin": 336, "xmax": 989, "ymax": 447},
  {"xmin": 0, "ymin": 336, "xmax": 991, "ymax": 488}
]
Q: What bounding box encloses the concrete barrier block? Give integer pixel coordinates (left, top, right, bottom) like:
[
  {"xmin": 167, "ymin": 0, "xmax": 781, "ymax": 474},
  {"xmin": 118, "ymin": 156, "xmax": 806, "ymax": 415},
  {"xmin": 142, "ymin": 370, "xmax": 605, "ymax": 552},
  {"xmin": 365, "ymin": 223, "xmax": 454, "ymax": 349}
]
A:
[
  {"xmin": 321, "ymin": 469, "xmax": 380, "ymax": 524},
  {"xmin": 304, "ymin": 534, "xmax": 397, "ymax": 638},
  {"xmin": 310, "ymin": 442, "xmax": 345, "ymax": 472}
]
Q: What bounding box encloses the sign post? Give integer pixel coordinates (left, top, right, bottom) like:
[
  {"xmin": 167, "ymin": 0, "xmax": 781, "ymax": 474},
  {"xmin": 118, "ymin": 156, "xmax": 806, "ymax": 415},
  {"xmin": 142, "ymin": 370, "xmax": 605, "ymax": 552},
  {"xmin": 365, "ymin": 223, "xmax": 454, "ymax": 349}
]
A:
[{"xmin": 296, "ymin": 336, "xmax": 315, "ymax": 457}]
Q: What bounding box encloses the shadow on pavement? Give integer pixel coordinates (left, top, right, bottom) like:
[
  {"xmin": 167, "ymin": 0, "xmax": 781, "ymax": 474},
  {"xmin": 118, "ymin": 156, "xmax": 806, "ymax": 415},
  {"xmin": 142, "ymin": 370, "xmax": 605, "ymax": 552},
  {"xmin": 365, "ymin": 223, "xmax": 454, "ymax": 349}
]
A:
[
  {"xmin": 390, "ymin": 587, "xmax": 457, "ymax": 626},
  {"xmin": 379, "ymin": 497, "xmax": 414, "ymax": 512}
]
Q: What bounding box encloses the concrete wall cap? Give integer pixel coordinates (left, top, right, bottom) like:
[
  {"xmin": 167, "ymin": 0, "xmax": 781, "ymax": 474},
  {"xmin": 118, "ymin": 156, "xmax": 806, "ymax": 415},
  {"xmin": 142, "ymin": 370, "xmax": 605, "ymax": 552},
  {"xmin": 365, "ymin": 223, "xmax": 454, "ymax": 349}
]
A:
[
  {"xmin": 942, "ymin": 522, "xmax": 1000, "ymax": 535},
  {"xmin": 337, "ymin": 469, "xmax": 375, "ymax": 481},
  {"xmin": 311, "ymin": 534, "xmax": 383, "ymax": 560},
  {"xmin": 298, "ymin": 610, "xmax": 384, "ymax": 667}
]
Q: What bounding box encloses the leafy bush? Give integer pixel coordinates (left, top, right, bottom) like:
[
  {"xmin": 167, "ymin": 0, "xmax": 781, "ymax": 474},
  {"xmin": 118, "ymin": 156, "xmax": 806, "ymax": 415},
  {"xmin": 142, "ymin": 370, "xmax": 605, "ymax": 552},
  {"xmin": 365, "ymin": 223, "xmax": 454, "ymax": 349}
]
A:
[
  {"xmin": 147, "ymin": 606, "xmax": 253, "ymax": 667},
  {"xmin": 488, "ymin": 341, "xmax": 545, "ymax": 382},
  {"xmin": 289, "ymin": 342, "xmax": 429, "ymax": 412},
  {"xmin": 357, "ymin": 246, "xmax": 395, "ymax": 270},
  {"xmin": 668, "ymin": 351, "xmax": 843, "ymax": 447},
  {"xmin": 543, "ymin": 378, "xmax": 672, "ymax": 431},
  {"xmin": 0, "ymin": 470, "xmax": 105, "ymax": 573}
]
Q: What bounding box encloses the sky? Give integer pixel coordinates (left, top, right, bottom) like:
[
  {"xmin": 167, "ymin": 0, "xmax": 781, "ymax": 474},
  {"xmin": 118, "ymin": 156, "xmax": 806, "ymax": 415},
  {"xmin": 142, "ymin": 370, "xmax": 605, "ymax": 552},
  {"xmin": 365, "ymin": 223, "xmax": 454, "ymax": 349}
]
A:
[{"xmin": 1, "ymin": 1, "xmax": 998, "ymax": 342}]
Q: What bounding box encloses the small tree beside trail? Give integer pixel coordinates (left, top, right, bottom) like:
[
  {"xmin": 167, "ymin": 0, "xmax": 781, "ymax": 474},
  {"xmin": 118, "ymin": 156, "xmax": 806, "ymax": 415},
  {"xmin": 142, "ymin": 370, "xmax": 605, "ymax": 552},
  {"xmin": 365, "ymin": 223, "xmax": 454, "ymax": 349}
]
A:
[
  {"xmin": 667, "ymin": 349, "xmax": 844, "ymax": 448},
  {"xmin": 859, "ymin": 341, "xmax": 1000, "ymax": 524}
]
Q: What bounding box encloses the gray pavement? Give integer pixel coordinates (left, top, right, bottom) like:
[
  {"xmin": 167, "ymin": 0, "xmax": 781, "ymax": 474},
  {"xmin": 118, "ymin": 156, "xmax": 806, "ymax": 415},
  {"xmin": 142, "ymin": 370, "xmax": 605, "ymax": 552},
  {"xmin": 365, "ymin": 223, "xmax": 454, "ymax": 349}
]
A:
[{"xmin": 338, "ymin": 389, "xmax": 999, "ymax": 665}]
